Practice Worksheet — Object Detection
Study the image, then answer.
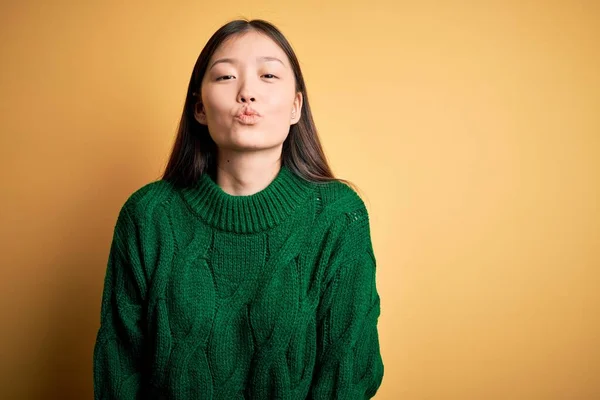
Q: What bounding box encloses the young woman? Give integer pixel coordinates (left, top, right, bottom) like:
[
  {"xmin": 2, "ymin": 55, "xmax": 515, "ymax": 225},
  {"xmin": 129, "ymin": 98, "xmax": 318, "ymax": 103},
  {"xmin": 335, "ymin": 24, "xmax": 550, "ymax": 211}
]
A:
[{"xmin": 93, "ymin": 19, "xmax": 384, "ymax": 399}]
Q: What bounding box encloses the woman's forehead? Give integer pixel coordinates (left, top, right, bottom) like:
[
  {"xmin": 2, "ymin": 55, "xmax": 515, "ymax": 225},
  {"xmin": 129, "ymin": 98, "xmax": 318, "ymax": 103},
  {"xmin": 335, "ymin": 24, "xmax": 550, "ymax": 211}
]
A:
[{"xmin": 211, "ymin": 31, "xmax": 288, "ymax": 64}]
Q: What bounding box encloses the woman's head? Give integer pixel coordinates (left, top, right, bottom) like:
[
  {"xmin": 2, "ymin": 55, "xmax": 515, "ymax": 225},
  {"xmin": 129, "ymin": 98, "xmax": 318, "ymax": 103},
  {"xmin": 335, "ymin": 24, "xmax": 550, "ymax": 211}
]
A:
[
  {"xmin": 163, "ymin": 19, "xmax": 337, "ymax": 187},
  {"xmin": 195, "ymin": 29, "xmax": 302, "ymax": 154}
]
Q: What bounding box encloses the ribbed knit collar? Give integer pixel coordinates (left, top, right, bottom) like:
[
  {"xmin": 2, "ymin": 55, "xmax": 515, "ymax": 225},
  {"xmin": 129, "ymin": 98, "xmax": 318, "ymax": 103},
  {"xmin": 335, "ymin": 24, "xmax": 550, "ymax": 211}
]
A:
[{"xmin": 179, "ymin": 165, "xmax": 315, "ymax": 234}]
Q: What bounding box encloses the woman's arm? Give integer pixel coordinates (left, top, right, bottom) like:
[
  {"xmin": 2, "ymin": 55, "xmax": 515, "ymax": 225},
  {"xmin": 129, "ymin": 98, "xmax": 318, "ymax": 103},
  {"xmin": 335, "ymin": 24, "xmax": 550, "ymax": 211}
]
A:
[
  {"xmin": 93, "ymin": 204, "xmax": 148, "ymax": 400},
  {"xmin": 309, "ymin": 205, "xmax": 385, "ymax": 399}
]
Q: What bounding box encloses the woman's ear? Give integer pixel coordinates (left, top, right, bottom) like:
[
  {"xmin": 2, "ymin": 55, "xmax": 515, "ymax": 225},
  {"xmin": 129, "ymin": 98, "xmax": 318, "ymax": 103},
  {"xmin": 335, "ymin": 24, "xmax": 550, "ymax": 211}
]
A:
[
  {"xmin": 290, "ymin": 92, "xmax": 303, "ymax": 125},
  {"xmin": 194, "ymin": 100, "xmax": 207, "ymax": 125}
]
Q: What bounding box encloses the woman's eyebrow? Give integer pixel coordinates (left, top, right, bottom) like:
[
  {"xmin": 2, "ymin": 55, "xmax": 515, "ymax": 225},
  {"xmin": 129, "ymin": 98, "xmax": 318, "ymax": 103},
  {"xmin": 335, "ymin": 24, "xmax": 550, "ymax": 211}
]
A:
[
  {"xmin": 258, "ymin": 56, "xmax": 285, "ymax": 65},
  {"xmin": 209, "ymin": 56, "xmax": 285, "ymax": 71}
]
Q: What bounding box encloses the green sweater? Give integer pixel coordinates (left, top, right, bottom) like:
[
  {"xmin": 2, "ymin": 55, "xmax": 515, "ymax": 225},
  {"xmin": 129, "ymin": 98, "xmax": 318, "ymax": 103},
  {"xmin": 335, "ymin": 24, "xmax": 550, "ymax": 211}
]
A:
[{"xmin": 93, "ymin": 165, "xmax": 384, "ymax": 399}]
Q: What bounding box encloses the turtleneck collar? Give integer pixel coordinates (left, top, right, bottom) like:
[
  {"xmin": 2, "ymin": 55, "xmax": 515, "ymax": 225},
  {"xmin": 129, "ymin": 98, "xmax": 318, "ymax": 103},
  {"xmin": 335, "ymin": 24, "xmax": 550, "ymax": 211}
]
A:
[{"xmin": 179, "ymin": 165, "xmax": 315, "ymax": 234}]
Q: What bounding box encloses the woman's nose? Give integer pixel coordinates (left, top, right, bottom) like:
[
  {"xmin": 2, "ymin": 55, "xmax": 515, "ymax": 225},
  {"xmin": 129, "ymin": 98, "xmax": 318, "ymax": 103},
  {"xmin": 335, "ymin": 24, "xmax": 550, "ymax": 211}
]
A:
[{"xmin": 237, "ymin": 78, "xmax": 257, "ymax": 103}]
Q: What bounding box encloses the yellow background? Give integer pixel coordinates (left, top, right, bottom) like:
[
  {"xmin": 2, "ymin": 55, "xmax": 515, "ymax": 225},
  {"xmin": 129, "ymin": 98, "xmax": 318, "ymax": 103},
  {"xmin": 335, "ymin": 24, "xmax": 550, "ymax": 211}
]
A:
[{"xmin": 1, "ymin": 1, "xmax": 599, "ymax": 399}]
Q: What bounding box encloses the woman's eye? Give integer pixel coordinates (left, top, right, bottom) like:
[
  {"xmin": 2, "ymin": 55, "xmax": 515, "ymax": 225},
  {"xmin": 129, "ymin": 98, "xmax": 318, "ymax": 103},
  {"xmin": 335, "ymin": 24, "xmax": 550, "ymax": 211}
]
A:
[{"xmin": 215, "ymin": 74, "xmax": 277, "ymax": 81}]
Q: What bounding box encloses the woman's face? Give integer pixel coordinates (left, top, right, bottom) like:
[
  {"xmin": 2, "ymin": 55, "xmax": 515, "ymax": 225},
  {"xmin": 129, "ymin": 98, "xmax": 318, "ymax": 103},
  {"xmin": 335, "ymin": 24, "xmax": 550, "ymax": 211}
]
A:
[{"xmin": 195, "ymin": 31, "xmax": 302, "ymax": 153}]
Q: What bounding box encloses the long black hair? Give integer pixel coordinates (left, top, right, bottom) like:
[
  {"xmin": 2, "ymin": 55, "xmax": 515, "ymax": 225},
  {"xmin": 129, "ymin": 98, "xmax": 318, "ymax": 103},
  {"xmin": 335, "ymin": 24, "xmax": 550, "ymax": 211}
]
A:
[{"xmin": 162, "ymin": 18, "xmax": 354, "ymax": 190}]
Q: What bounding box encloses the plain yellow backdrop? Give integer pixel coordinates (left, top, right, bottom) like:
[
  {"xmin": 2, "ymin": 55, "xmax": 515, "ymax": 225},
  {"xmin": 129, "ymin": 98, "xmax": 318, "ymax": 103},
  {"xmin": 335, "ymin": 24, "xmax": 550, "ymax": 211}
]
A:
[{"xmin": 1, "ymin": 1, "xmax": 599, "ymax": 399}]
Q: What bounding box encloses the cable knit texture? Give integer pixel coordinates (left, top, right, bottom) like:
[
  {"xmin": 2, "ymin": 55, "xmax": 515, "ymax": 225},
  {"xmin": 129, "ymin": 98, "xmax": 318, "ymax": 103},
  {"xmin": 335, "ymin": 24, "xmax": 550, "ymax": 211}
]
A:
[{"xmin": 93, "ymin": 165, "xmax": 384, "ymax": 399}]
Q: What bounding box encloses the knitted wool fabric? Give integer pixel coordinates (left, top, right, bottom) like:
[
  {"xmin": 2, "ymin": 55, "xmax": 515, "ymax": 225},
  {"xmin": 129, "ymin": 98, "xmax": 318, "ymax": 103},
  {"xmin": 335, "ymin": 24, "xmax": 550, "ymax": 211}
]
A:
[{"xmin": 93, "ymin": 165, "xmax": 384, "ymax": 399}]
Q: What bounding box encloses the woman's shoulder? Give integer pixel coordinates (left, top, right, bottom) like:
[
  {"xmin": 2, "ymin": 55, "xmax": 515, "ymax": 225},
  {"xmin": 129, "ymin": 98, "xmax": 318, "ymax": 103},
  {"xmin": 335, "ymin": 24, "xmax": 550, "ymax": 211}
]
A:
[
  {"xmin": 314, "ymin": 178, "xmax": 369, "ymax": 221},
  {"xmin": 118, "ymin": 179, "xmax": 177, "ymax": 221}
]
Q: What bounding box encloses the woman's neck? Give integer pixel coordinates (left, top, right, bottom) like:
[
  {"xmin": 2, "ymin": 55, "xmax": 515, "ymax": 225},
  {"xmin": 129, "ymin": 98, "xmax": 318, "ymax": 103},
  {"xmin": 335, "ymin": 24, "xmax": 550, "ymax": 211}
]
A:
[{"xmin": 215, "ymin": 149, "xmax": 283, "ymax": 196}]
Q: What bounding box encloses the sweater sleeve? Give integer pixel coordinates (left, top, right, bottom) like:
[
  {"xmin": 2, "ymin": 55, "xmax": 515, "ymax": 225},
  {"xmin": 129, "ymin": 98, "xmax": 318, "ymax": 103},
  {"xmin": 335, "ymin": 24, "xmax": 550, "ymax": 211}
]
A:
[
  {"xmin": 309, "ymin": 205, "xmax": 385, "ymax": 399},
  {"xmin": 93, "ymin": 204, "xmax": 147, "ymax": 400}
]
